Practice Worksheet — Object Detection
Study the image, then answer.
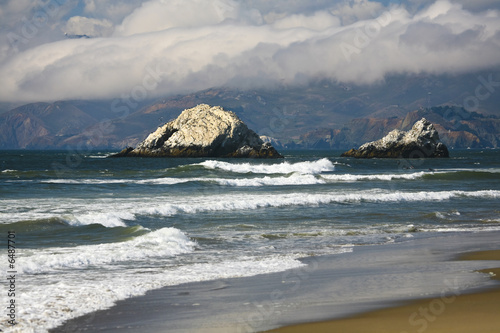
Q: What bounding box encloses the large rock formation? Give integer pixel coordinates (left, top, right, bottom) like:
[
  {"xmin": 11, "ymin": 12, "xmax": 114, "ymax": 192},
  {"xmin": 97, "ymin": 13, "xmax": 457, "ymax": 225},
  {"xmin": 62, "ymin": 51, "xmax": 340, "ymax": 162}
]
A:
[
  {"xmin": 341, "ymin": 118, "xmax": 449, "ymax": 158},
  {"xmin": 111, "ymin": 104, "xmax": 283, "ymax": 158}
]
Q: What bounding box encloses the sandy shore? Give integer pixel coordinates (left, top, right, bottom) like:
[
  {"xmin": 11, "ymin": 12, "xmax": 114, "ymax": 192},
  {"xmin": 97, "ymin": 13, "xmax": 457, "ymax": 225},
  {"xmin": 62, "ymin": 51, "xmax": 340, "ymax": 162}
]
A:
[{"xmin": 266, "ymin": 251, "xmax": 500, "ymax": 333}]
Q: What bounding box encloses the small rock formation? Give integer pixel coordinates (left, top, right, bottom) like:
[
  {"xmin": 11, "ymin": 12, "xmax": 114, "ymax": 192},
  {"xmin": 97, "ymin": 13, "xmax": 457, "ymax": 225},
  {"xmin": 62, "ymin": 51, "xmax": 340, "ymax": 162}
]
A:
[
  {"xmin": 341, "ymin": 118, "xmax": 449, "ymax": 158},
  {"xmin": 111, "ymin": 104, "xmax": 283, "ymax": 158}
]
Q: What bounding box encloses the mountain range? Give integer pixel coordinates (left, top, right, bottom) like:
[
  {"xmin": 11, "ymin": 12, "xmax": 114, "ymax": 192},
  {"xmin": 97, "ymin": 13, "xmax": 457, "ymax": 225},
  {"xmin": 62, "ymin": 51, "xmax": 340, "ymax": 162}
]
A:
[
  {"xmin": 297, "ymin": 107, "xmax": 499, "ymax": 150},
  {"xmin": 1, "ymin": 71, "xmax": 499, "ymax": 150}
]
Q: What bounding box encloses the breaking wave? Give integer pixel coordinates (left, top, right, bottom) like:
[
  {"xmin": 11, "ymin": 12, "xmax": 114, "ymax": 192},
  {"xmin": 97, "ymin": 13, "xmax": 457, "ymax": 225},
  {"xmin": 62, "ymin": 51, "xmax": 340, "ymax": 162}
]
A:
[
  {"xmin": 18, "ymin": 227, "xmax": 196, "ymax": 274},
  {"xmin": 198, "ymin": 158, "xmax": 335, "ymax": 174},
  {"xmin": 138, "ymin": 190, "xmax": 500, "ymax": 217},
  {"xmin": 17, "ymin": 253, "xmax": 306, "ymax": 333},
  {"xmin": 41, "ymin": 174, "xmax": 324, "ymax": 186},
  {"xmin": 3, "ymin": 190, "xmax": 499, "ymax": 227},
  {"xmin": 322, "ymin": 172, "xmax": 428, "ymax": 181}
]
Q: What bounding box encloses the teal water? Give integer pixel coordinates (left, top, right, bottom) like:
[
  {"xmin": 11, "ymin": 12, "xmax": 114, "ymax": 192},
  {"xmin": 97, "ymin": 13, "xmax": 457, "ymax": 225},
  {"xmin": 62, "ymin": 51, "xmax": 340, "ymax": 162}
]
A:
[{"xmin": 1, "ymin": 149, "xmax": 499, "ymax": 331}]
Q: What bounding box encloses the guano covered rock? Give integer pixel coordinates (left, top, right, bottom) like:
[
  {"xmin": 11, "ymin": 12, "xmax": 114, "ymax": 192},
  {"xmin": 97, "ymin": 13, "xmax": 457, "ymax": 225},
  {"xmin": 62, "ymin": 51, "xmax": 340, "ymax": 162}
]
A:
[
  {"xmin": 111, "ymin": 104, "xmax": 283, "ymax": 158},
  {"xmin": 341, "ymin": 118, "xmax": 449, "ymax": 158}
]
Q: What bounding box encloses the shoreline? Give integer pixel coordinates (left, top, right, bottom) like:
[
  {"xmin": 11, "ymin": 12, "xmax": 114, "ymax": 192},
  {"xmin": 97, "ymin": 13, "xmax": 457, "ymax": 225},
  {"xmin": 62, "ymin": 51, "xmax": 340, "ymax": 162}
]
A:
[
  {"xmin": 52, "ymin": 231, "xmax": 500, "ymax": 333},
  {"xmin": 266, "ymin": 251, "xmax": 500, "ymax": 333}
]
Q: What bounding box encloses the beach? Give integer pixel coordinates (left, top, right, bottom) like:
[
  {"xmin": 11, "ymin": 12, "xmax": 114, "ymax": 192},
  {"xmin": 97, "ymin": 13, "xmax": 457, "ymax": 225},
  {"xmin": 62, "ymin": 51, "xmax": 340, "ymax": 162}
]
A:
[
  {"xmin": 52, "ymin": 230, "xmax": 500, "ymax": 333},
  {"xmin": 1, "ymin": 150, "xmax": 499, "ymax": 332},
  {"xmin": 268, "ymin": 250, "xmax": 500, "ymax": 333}
]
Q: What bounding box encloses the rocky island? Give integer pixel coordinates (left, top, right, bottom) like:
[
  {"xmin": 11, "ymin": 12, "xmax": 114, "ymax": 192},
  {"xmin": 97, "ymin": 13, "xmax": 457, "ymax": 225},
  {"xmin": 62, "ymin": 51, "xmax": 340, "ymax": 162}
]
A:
[
  {"xmin": 341, "ymin": 118, "xmax": 449, "ymax": 158},
  {"xmin": 110, "ymin": 104, "xmax": 283, "ymax": 158}
]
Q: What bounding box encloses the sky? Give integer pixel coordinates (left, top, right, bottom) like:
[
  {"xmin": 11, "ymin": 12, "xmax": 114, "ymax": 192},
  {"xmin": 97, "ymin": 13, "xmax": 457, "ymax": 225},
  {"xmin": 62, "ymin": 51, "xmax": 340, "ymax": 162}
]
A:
[{"xmin": 0, "ymin": 0, "xmax": 499, "ymax": 103}]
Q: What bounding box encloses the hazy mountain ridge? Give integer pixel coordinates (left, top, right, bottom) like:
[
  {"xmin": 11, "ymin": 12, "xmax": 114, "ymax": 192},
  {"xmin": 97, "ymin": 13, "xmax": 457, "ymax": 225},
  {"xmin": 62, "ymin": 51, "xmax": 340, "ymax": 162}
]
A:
[
  {"xmin": 0, "ymin": 72, "xmax": 499, "ymax": 150},
  {"xmin": 299, "ymin": 107, "xmax": 500, "ymax": 149},
  {"xmin": 0, "ymin": 102, "xmax": 98, "ymax": 149}
]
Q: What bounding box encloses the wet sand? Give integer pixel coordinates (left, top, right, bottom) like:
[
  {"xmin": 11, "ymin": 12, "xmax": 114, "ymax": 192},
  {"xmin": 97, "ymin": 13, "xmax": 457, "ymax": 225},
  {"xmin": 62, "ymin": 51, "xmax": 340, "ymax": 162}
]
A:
[{"xmin": 267, "ymin": 251, "xmax": 500, "ymax": 333}]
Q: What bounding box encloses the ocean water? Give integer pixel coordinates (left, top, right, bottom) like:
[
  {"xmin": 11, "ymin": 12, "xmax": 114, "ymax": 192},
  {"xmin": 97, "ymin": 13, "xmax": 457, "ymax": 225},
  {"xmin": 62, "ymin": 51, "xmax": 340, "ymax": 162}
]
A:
[{"xmin": 0, "ymin": 149, "xmax": 499, "ymax": 332}]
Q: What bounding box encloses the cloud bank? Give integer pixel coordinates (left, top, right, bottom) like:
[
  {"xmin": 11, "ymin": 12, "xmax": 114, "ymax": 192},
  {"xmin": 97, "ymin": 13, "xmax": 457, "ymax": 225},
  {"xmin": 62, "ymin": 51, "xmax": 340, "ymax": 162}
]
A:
[{"xmin": 0, "ymin": 0, "xmax": 499, "ymax": 103}]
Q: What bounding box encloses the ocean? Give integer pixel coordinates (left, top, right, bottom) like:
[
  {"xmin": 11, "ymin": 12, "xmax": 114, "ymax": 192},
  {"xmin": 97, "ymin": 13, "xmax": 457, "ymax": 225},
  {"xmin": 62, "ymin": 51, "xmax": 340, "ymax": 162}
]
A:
[{"xmin": 1, "ymin": 149, "xmax": 499, "ymax": 332}]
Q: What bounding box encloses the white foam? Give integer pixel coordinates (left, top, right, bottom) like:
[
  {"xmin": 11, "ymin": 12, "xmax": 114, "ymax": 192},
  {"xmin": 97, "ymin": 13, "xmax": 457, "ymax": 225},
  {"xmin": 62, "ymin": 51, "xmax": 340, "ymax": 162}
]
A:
[
  {"xmin": 37, "ymin": 167, "xmax": 500, "ymax": 187},
  {"xmin": 322, "ymin": 172, "xmax": 428, "ymax": 182},
  {"xmin": 42, "ymin": 178, "xmax": 189, "ymax": 185},
  {"xmin": 435, "ymin": 212, "xmax": 446, "ymax": 219},
  {"xmin": 198, "ymin": 158, "xmax": 335, "ymax": 174},
  {"xmin": 65, "ymin": 211, "xmax": 134, "ymax": 227},
  {"xmin": 134, "ymin": 190, "xmax": 500, "ymax": 219},
  {"xmin": 14, "ymin": 253, "xmax": 305, "ymax": 333},
  {"xmin": 319, "ymin": 168, "xmax": 500, "ymax": 183},
  {"xmin": 2, "ymin": 190, "xmax": 499, "ymax": 227},
  {"xmin": 214, "ymin": 174, "xmax": 324, "ymax": 186},
  {"xmin": 434, "ymin": 210, "xmax": 461, "ymax": 220},
  {"xmin": 42, "ymin": 178, "xmax": 130, "ymax": 184},
  {"xmin": 438, "ymin": 168, "xmax": 500, "ymax": 173},
  {"xmin": 136, "ymin": 176, "xmax": 323, "ymax": 186},
  {"xmin": 137, "ymin": 178, "xmax": 194, "ymax": 185},
  {"xmin": 1, "ymin": 169, "xmax": 17, "ymax": 173},
  {"xmin": 18, "ymin": 227, "xmax": 196, "ymax": 274},
  {"xmin": 47, "ymin": 178, "xmax": 178, "ymax": 185},
  {"xmin": 423, "ymin": 225, "xmax": 500, "ymax": 233},
  {"xmin": 42, "ymin": 174, "xmax": 325, "ymax": 187},
  {"xmin": 87, "ymin": 154, "xmax": 112, "ymax": 158}
]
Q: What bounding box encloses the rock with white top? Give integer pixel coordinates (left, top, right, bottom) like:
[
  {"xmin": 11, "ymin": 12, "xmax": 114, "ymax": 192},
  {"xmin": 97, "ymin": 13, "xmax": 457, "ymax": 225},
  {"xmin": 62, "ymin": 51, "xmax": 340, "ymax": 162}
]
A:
[
  {"xmin": 341, "ymin": 118, "xmax": 449, "ymax": 158},
  {"xmin": 111, "ymin": 104, "xmax": 283, "ymax": 158}
]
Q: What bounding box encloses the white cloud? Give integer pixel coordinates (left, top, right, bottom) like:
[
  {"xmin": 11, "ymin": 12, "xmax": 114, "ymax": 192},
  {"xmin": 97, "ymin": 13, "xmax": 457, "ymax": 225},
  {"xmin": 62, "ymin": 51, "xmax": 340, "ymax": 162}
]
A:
[
  {"xmin": 330, "ymin": 0, "xmax": 385, "ymax": 25},
  {"xmin": 415, "ymin": 0, "xmax": 457, "ymax": 19},
  {"xmin": 114, "ymin": 0, "xmax": 241, "ymax": 36},
  {"xmin": 64, "ymin": 16, "xmax": 113, "ymax": 37},
  {"xmin": 273, "ymin": 11, "xmax": 341, "ymax": 31},
  {"xmin": 0, "ymin": 0, "xmax": 34, "ymax": 26},
  {"xmin": 83, "ymin": 0, "xmax": 144, "ymax": 22},
  {"xmin": 0, "ymin": 0, "xmax": 499, "ymax": 103},
  {"xmin": 410, "ymin": 0, "xmax": 500, "ymax": 13}
]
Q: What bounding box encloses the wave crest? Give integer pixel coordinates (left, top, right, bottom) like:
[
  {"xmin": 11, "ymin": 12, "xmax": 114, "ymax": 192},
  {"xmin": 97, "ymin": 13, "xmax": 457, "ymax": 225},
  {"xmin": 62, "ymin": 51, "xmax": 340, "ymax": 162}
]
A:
[
  {"xmin": 138, "ymin": 190, "xmax": 500, "ymax": 217},
  {"xmin": 198, "ymin": 158, "xmax": 335, "ymax": 174},
  {"xmin": 18, "ymin": 227, "xmax": 196, "ymax": 274}
]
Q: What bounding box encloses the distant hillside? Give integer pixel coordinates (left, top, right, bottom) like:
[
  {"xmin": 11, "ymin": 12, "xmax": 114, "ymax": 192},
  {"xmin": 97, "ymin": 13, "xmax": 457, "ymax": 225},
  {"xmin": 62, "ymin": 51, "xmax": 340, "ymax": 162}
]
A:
[
  {"xmin": 297, "ymin": 107, "xmax": 500, "ymax": 149},
  {"xmin": 0, "ymin": 102, "xmax": 97, "ymax": 149},
  {"xmin": 0, "ymin": 101, "xmax": 122, "ymax": 149},
  {"xmin": 0, "ymin": 71, "xmax": 499, "ymax": 150}
]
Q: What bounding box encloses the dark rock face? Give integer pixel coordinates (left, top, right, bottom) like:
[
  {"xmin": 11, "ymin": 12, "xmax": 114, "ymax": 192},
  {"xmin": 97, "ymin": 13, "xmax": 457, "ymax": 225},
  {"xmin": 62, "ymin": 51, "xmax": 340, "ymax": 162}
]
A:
[
  {"xmin": 111, "ymin": 104, "xmax": 283, "ymax": 158},
  {"xmin": 341, "ymin": 118, "xmax": 449, "ymax": 158}
]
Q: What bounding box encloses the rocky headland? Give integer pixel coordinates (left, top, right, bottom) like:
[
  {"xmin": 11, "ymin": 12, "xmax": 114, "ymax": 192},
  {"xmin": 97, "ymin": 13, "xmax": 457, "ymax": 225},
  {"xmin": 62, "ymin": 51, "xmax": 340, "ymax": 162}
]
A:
[
  {"xmin": 341, "ymin": 118, "xmax": 449, "ymax": 158},
  {"xmin": 111, "ymin": 104, "xmax": 282, "ymax": 158}
]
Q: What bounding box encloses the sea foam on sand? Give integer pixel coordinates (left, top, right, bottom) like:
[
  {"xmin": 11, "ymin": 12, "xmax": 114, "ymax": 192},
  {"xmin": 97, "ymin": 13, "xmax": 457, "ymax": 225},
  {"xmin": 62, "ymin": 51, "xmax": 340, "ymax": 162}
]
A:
[{"xmin": 52, "ymin": 230, "xmax": 500, "ymax": 333}]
